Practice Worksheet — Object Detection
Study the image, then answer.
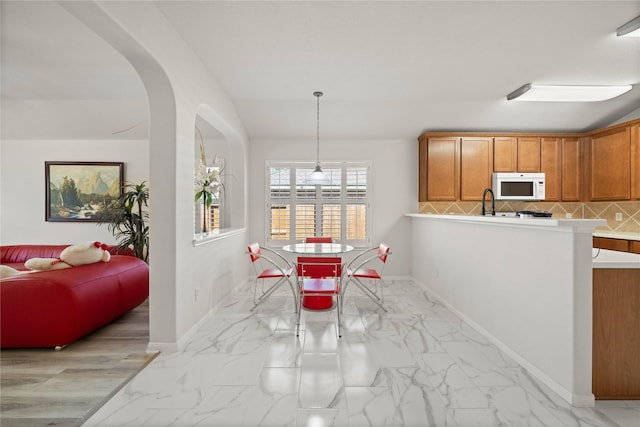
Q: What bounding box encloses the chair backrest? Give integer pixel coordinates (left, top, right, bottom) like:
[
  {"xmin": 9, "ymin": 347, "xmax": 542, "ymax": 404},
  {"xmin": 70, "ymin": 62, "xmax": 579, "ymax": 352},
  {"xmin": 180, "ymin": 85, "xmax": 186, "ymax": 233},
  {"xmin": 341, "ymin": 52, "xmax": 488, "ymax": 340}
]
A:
[
  {"xmin": 297, "ymin": 256, "xmax": 342, "ymax": 278},
  {"xmin": 378, "ymin": 243, "xmax": 391, "ymax": 264},
  {"xmin": 304, "ymin": 236, "xmax": 333, "ymax": 243},
  {"xmin": 247, "ymin": 242, "xmax": 261, "ymax": 263}
]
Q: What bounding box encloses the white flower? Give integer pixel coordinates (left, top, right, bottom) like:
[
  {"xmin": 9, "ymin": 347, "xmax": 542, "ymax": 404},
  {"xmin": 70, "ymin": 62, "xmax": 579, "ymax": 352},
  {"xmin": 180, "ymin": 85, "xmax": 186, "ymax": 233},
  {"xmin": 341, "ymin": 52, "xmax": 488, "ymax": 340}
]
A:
[{"xmin": 195, "ymin": 141, "xmax": 224, "ymax": 208}]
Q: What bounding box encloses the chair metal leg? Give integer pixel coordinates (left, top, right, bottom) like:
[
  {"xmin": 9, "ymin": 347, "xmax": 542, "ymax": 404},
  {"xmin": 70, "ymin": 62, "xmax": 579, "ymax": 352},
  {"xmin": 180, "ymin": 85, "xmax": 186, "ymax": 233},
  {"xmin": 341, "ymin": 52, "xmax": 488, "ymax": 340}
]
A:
[
  {"xmin": 251, "ymin": 277, "xmax": 298, "ymax": 313},
  {"xmin": 344, "ymin": 277, "xmax": 387, "ymax": 312},
  {"xmin": 296, "ymin": 293, "xmax": 303, "ymax": 336},
  {"xmin": 336, "ymin": 294, "xmax": 342, "ymax": 337}
]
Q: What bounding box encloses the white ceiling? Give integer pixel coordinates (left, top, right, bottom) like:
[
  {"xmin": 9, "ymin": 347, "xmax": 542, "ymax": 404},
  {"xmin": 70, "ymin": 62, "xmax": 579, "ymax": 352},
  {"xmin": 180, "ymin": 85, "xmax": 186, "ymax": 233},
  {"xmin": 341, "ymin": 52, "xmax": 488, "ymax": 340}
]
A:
[{"xmin": 2, "ymin": 1, "xmax": 640, "ymax": 141}]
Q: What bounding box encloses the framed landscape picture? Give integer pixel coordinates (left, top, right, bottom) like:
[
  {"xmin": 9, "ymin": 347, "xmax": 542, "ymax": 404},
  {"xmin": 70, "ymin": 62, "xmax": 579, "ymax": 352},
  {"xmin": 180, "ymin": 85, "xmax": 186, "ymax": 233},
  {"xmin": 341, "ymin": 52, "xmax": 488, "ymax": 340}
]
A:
[{"xmin": 45, "ymin": 161, "xmax": 124, "ymax": 222}]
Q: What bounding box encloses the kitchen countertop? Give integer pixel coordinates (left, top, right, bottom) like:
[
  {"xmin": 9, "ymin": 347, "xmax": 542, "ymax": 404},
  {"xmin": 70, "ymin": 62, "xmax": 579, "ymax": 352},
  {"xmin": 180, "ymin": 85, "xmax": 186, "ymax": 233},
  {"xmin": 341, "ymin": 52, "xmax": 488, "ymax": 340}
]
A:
[
  {"xmin": 592, "ymin": 248, "xmax": 640, "ymax": 269},
  {"xmin": 406, "ymin": 213, "xmax": 606, "ymax": 230},
  {"xmin": 593, "ymin": 230, "xmax": 640, "ymax": 241}
]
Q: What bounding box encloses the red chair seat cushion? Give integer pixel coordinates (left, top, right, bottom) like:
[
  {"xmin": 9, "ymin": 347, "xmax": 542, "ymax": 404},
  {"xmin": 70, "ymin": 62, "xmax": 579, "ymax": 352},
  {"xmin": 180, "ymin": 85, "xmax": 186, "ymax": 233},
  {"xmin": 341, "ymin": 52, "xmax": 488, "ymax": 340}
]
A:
[
  {"xmin": 257, "ymin": 267, "xmax": 293, "ymax": 279},
  {"xmin": 301, "ymin": 278, "xmax": 339, "ymax": 294},
  {"xmin": 349, "ymin": 268, "xmax": 381, "ymax": 280}
]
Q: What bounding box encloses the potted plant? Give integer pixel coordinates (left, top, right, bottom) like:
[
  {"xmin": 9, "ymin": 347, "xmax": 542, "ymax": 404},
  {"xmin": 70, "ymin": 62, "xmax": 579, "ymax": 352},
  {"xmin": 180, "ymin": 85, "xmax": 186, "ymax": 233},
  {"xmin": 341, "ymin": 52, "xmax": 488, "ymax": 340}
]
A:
[
  {"xmin": 98, "ymin": 181, "xmax": 149, "ymax": 263},
  {"xmin": 194, "ymin": 136, "xmax": 224, "ymax": 235}
]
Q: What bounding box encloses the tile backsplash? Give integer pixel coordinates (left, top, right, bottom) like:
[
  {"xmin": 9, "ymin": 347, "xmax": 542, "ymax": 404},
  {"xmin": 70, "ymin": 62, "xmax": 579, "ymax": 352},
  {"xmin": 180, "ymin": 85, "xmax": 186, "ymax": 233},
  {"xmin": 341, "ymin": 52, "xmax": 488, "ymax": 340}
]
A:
[{"xmin": 418, "ymin": 200, "xmax": 640, "ymax": 234}]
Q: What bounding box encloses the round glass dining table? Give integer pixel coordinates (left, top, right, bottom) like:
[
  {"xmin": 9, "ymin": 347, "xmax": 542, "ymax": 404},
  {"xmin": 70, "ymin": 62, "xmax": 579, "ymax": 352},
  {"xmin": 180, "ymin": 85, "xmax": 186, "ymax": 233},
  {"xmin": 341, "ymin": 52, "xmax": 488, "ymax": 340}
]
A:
[
  {"xmin": 281, "ymin": 243, "xmax": 354, "ymax": 255},
  {"xmin": 280, "ymin": 243, "xmax": 353, "ymax": 310}
]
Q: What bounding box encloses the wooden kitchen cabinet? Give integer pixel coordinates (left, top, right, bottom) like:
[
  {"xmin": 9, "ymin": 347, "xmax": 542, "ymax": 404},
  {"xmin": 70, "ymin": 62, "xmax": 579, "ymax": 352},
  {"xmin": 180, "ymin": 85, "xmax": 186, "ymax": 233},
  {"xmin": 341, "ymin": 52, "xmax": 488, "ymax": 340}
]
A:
[
  {"xmin": 562, "ymin": 137, "xmax": 581, "ymax": 202},
  {"xmin": 493, "ymin": 137, "xmax": 517, "ymax": 172},
  {"xmin": 630, "ymin": 241, "xmax": 640, "ymax": 254},
  {"xmin": 460, "ymin": 137, "xmax": 493, "ymax": 200},
  {"xmin": 417, "ymin": 118, "xmax": 639, "ymax": 203},
  {"xmin": 419, "ymin": 136, "xmax": 459, "ymax": 201},
  {"xmin": 540, "ymin": 137, "xmax": 561, "ymax": 201},
  {"xmin": 593, "ymin": 237, "xmax": 630, "ymax": 252},
  {"xmin": 631, "ymin": 124, "xmax": 640, "ymax": 200},
  {"xmin": 590, "ymin": 126, "xmax": 631, "ymax": 201},
  {"xmin": 517, "ymin": 137, "xmax": 541, "ymax": 172},
  {"xmin": 593, "ymin": 268, "xmax": 640, "ymax": 399}
]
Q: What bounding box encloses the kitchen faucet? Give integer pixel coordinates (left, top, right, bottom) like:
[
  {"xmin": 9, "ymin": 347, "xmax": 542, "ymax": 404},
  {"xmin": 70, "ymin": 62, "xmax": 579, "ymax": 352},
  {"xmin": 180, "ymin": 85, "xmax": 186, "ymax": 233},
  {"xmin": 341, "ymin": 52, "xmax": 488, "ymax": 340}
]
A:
[{"xmin": 482, "ymin": 188, "xmax": 495, "ymax": 216}]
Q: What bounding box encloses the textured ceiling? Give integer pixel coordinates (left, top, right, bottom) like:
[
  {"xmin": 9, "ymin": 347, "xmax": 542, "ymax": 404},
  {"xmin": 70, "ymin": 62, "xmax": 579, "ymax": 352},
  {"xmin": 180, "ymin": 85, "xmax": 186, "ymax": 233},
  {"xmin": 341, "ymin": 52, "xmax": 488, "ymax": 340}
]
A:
[{"xmin": 2, "ymin": 1, "xmax": 640, "ymax": 140}]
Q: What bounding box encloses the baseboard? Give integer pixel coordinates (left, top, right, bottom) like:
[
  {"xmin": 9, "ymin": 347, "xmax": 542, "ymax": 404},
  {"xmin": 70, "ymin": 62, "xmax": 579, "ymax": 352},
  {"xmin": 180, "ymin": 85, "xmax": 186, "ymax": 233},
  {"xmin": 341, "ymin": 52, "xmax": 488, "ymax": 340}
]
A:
[{"xmin": 146, "ymin": 342, "xmax": 177, "ymax": 353}]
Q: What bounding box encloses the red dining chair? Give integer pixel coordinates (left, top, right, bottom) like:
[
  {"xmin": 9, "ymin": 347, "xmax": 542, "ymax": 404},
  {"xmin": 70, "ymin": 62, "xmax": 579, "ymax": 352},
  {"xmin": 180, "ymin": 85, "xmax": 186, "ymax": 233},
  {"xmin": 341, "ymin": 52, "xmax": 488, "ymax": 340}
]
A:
[
  {"xmin": 296, "ymin": 256, "xmax": 342, "ymax": 309},
  {"xmin": 247, "ymin": 242, "xmax": 298, "ymax": 312},
  {"xmin": 296, "ymin": 257, "xmax": 343, "ymax": 337},
  {"xmin": 341, "ymin": 243, "xmax": 391, "ymax": 312},
  {"xmin": 304, "ymin": 236, "xmax": 333, "ymax": 243}
]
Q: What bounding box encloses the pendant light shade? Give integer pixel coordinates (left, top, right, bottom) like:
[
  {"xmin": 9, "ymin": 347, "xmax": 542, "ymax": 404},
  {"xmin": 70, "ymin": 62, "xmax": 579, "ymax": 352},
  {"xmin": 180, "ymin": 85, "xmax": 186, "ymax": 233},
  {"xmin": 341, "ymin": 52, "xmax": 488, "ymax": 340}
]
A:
[
  {"xmin": 305, "ymin": 91, "xmax": 331, "ymax": 186},
  {"xmin": 617, "ymin": 15, "xmax": 640, "ymax": 37}
]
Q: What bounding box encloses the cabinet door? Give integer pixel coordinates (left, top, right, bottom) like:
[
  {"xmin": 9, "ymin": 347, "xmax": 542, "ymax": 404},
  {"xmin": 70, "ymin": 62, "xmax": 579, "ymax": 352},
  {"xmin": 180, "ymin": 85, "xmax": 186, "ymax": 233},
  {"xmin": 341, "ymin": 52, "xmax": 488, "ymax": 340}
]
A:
[
  {"xmin": 590, "ymin": 127, "xmax": 631, "ymax": 200},
  {"xmin": 419, "ymin": 138, "xmax": 428, "ymax": 201},
  {"xmin": 460, "ymin": 138, "xmax": 492, "ymax": 200},
  {"xmin": 540, "ymin": 137, "xmax": 561, "ymax": 201},
  {"xmin": 593, "ymin": 268, "xmax": 640, "ymax": 399},
  {"xmin": 493, "ymin": 137, "xmax": 517, "ymax": 172},
  {"xmin": 517, "ymin": 137, "xmax": 541, "ymax": 172},
  {"xmin": 562, "ymin": 137, "xmax": 581, "ymax": 201},
  {"xmin": 630, "ymin": 241, "xmax": 640, "ymax": 254},
  {"xmin": 631, "ymin": 125, "xmax": 640, "ymax": 200},
  {"xmin": 426, "ymin": 137, "xmax": 459, "ymax": 201}
]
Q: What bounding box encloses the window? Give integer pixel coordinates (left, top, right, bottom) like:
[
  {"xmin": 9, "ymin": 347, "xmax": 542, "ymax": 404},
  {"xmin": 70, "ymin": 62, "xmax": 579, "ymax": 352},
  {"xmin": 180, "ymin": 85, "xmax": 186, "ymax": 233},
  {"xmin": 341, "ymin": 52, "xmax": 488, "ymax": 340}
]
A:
[{"xmin": 266, "ymin": 161, "xmax": 370, "ymax": 246}]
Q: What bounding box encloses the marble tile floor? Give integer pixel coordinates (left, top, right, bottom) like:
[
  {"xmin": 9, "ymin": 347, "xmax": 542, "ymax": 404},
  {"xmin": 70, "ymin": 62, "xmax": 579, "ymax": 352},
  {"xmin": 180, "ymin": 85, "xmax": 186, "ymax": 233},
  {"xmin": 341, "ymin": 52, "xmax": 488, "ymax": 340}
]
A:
[{"xmin": 84, "ymin": 280, "xmax": 640, "ymax": 427}]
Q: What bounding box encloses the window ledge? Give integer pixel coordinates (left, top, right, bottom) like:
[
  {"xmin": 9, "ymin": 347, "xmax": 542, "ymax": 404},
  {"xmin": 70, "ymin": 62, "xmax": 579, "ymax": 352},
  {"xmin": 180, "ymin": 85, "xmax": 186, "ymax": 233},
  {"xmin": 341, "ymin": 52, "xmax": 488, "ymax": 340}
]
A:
[{"xmin": 193, "ymin": 227, "xmax": 245, "ymax": 247}]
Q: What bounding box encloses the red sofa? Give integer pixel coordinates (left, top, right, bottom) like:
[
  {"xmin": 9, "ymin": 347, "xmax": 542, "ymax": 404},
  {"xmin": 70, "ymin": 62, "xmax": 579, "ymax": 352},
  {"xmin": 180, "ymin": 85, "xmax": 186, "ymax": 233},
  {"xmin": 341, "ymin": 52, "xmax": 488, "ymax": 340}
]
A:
[{"xmin": 1, "ymin": 245, "xmax": 149, "ymax": 349}]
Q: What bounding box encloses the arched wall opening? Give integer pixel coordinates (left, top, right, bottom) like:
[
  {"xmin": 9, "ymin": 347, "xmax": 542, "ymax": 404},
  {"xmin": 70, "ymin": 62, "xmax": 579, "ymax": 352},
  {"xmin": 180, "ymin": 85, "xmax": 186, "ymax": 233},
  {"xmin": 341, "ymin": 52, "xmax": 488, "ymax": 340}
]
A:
[{"xmin": 61, "ymin": 1, "xmax": 249, "ymax": 351}]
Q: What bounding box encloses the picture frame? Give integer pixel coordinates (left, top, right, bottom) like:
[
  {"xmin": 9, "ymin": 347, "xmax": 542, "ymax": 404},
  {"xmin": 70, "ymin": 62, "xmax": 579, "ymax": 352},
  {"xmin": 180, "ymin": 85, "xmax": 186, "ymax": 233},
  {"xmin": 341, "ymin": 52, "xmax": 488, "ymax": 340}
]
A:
[{"xmin": 45, "ymin": 161, "xmax": 124, "ymax": 222}]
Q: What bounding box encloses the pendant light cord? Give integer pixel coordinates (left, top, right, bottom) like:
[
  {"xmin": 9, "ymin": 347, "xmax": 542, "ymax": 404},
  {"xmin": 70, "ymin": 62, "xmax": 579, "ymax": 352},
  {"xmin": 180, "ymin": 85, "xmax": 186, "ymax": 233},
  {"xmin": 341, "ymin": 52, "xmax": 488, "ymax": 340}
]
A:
[{"xmin": 314, "ymin": 91, "xmax": 323, "ymax": 167}]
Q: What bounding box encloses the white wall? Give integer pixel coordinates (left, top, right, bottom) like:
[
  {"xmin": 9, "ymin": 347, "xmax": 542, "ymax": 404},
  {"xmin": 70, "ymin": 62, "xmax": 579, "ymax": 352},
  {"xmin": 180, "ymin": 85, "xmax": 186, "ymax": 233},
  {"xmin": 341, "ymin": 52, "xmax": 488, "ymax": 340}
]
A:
[
  {"xmin": 0, "ymin": 139, "xmax": 148, "ymax": 245},
  {"xmin": 57, "ymin": 1, "xmax": 249, "ymax": 351},
  {"xmin": 248, "ymin": 138, "xmax": 417, "ymax": 276},
  {"xmin": 612, "ymin": 106, "xmax": 640, "ymax": 125},
  {"xmin": 410, "ymin": 214, "xmax": 600, "ymax": 406}
]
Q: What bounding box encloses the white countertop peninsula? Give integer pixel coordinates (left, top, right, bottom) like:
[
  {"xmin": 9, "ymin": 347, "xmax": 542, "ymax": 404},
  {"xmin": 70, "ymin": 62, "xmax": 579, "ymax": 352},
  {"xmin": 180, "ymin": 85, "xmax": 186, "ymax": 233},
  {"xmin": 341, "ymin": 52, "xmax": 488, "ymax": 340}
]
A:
[{"xmin": 406, "ymin": 213, "xmax": 606, "ymax": 407}]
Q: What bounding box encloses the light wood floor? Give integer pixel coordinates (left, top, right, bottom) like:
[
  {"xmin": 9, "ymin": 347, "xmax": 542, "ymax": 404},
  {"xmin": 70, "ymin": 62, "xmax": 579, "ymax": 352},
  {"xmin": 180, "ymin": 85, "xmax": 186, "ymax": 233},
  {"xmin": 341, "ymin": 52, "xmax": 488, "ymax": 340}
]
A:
[{"xmin": 0, "ymin": 300, "xmax": 155, "ymax": 427}]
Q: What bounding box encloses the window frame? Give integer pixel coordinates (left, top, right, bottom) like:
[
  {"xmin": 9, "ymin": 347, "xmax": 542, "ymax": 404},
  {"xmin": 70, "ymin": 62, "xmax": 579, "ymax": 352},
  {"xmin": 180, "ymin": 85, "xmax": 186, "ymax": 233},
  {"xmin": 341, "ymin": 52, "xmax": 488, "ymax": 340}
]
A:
[{"xmin": 265, "ymin": 161, "xmax": 371, "ymax": 248}]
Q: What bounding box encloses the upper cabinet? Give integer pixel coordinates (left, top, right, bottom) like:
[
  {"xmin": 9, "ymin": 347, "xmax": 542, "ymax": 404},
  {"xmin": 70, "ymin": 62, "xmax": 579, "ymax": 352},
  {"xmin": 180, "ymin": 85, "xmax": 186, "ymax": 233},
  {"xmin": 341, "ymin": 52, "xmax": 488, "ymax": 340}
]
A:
[
  {"xmin": 540, "ymin": 137, "xmax": 562, "ymax": 201},
  {"xmin": 418, "ymin": 118, "xmax": 639, "ymax": 203},
  {"xmin": 418, "ymin": 136, "xmax": 459, "ymax": 201},
  {"xmin": 561, "ymin": 137, "xmax": 582, "ymax": 202},
  {"xmin": 493, "ymin": 136, "xmax": 543, "ymax": 173},
  {"xmin": 589, "ymin": 126, "xmax": 631, "ymax": 201},
  {"xmin": 493, "ymin": 137, "xmax": 517, "ymax": 172},
  {"xmin": 461, "ymin": 138, "xmax": 493, "ymax": 200},
  {"xmin": 517, "ymin": 137, "xmax": 541, "ymax": 172},
  {"xmin": 631, "ymin": 124, "xmax": 640, "ymax": 200}
]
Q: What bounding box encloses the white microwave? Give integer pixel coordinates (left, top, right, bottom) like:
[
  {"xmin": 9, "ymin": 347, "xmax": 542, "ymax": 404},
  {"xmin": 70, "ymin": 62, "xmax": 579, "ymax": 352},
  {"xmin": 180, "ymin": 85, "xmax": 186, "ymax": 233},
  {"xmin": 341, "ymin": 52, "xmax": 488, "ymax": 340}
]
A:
[{"xmin": 492, "ymin": 172, "xmax": 546, "ymax": 200}]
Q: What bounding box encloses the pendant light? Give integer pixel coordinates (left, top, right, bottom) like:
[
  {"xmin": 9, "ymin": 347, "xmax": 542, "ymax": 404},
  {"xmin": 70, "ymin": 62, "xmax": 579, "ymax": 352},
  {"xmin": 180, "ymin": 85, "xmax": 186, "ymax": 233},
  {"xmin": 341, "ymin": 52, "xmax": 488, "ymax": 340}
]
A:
[{"xmin": 305, "ymin": 91, "xmax": 331, "ymax": 186}]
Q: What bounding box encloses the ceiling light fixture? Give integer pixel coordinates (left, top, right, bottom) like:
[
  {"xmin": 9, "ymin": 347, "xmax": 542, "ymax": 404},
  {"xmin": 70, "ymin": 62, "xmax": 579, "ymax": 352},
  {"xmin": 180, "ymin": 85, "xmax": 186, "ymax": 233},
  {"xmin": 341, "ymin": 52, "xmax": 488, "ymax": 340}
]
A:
[
  {"xmin": 305, "ymin": 91, "xmax": 331, "ymax": 186},
  {"xmin": 506, "ymin": 83, "xmax": 632, "ymax": 102},
  {"xmin": 617, "ymin": 15, "xmax": 640, "ymax": 37}
]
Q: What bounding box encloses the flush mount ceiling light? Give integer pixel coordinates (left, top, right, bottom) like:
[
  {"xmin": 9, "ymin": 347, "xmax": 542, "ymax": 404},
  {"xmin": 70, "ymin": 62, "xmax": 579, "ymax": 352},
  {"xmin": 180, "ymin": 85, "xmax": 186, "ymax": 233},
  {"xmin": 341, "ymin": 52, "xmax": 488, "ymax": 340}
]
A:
[
  {"xmin": 506, "ymin": 83, "xmax": 633, "ymax": 102},
  {"xmin": 617, "ymin": 15, "xmax": 640, "ymax": 37},
  {"xmin": 305, "ymin": 91, "xmax": 331, "ymax": 186}
]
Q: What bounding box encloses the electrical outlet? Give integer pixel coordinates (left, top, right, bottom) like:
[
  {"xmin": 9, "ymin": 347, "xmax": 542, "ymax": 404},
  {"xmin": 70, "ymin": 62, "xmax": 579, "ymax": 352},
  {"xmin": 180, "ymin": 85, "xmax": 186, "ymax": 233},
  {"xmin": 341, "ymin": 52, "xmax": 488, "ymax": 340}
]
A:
[
  {"xmin": 566, "ymin": 213, "xmax": 572, "ymax": 218},
  {"xmin": 615, "ymin": 212, "xmax": 623, "ymax": 222},
  {"xmin": 195, "ymin": 287, "xmax": 200, "ymax": 301}
]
